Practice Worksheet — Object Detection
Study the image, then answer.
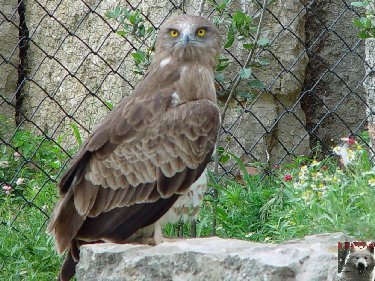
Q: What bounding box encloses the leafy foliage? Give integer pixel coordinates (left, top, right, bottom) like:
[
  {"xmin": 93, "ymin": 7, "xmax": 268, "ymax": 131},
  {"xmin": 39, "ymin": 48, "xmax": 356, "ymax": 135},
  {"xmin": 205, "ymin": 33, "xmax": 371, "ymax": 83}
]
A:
[
  {"xmin": 351, "ymin": 0, "xmax": 375, "ymax": 38},
  {"xmin": 0, "ymin": 117, "xmax": 76, "ymax": 280},
  {"xmin": 167, "ymin": 137, "xmax": 375, "ymax": 242},
  {"xmin": 105, "ymin": 7, "xmax": 155, "ymax": 75}
]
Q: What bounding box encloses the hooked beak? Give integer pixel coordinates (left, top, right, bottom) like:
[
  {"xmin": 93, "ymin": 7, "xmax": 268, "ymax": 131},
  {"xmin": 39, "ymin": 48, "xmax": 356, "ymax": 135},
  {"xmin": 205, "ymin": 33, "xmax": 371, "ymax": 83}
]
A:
[{"xmin": 182, "ymin": 33, "xmax": 190, "ymax": 47}]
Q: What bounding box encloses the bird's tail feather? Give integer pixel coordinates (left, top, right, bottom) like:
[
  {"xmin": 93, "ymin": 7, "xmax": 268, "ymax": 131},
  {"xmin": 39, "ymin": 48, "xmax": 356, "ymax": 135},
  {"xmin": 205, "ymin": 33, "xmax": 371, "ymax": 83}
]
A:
[{"xmin": 58, "ymin": 249, "xmax": 77, "ymax": 281}]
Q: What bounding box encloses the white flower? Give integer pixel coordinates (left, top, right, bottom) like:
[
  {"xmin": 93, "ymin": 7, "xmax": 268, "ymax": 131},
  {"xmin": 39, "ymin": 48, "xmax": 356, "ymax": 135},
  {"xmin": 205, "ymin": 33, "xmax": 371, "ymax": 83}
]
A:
[
  {"xmin": 0, "ymin": 160, "xmax": 9, "ymax": 168},
  {"xmin": 333, "ymin": 143, "xmax": 351, "ymax": 166},
  {"xmin": 16, "ymin": 178, "xmax": 24, "ymax": 185}
]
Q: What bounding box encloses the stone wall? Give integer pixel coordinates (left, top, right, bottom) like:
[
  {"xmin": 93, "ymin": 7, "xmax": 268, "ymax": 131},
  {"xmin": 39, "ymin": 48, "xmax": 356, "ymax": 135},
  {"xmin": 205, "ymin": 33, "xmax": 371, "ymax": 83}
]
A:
[
  {"xmin": 224, "ymin": 0, "xmax": 310, "ymax": 164},
  {"xmin": 302, "ymin": 0, "xmax": 366, "ymax": 148},
  {"xmin": 22, "ymin": 0, "xmax": 135, "ymax": 141},
  {"xmin": 0, "ymin": 0, "xmax": 19, "ymax": 129},
  {"xmin": 0, "ymin": 0, "xmax": 368, "ymax": 162},
  {"xmin": 21, "ymin": 0, "xmax": 201, "ymax": 145}
]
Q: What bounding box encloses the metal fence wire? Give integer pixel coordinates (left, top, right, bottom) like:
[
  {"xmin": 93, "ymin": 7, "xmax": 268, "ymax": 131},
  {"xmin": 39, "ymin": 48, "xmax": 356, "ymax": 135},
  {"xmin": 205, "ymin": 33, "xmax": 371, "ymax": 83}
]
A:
[{"xmin": 0, "ymin": 0, "xmax": 374, "ymax": 240}]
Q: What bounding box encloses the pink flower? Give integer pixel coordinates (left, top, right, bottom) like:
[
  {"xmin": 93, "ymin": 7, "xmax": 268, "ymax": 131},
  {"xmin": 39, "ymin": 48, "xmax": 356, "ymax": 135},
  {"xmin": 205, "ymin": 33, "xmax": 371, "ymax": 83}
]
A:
[
  {"xmin": 13, "ymin": 151, "xmax": 21, "ymax": 159},
  {"xmin": 347, "ymin": 137, "xmax": 355, "ymax": 145},
  {"xmin": 2, "ymin": 185, "xmax": 12, "ymax": 194},
  {"xmin": 283, "ymin": 174, "xmax": 293, "ymax": 182},
  {"xmin": 273, "ymin": 164, "xmax": 281, "ymax": 170}
]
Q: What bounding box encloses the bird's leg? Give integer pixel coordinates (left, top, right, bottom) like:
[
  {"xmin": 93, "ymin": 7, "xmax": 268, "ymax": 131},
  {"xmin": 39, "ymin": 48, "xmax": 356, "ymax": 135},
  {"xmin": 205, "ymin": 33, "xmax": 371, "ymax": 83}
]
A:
[
  {"xmin": 177, "ymin": 220, "xmax": 184, "ymax": 237},
  {"xmin": 152, "ymin": 220, "xmax": 164, "ymax": 245},
  {"xmin": 190, "ymin": 218, "xmax": 197, "ymax": 237},
  {"xmin": 149, "ymin": 221, "xmax": 183, "ymax": 245}
]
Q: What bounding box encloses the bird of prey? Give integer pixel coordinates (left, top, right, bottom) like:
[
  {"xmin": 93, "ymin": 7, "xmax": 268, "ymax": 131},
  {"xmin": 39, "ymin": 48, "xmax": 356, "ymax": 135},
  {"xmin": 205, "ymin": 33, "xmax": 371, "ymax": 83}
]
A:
[{"xmin": 47, "ymin": 14, "xmax": 222, "ymax": 281}]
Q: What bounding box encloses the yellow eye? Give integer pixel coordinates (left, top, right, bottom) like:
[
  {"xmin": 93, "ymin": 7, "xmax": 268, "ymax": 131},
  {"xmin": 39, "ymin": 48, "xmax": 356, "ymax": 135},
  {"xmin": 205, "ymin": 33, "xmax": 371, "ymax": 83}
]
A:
[
  {"xmin": 170, "ymin": 29, "xmax": 179, "ymax": 37},
  {"xmin": 197, "ymin": 28, "xmax": 206, "ymax": 37}
]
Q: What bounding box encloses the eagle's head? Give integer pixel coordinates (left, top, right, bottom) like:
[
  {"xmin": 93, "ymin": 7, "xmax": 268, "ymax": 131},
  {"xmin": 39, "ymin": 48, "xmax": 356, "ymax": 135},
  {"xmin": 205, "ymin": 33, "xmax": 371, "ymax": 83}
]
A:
[{"xmin": 155, "ymin": 15, "xmax": 221, "ymax": 65}]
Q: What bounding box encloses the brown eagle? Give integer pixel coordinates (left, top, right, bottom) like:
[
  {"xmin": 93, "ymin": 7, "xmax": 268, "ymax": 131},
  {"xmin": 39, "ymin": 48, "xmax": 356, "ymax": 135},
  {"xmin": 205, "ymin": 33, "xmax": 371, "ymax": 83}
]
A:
[{"xmin": 48, "ymin": 14, "xmax": 221, "ymax": 280}]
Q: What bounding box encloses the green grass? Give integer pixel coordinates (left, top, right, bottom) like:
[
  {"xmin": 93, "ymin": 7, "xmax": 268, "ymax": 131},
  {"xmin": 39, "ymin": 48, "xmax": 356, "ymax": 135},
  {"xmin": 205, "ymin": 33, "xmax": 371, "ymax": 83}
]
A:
[
  {"xmin": 190, "ymin": 139, "xmax": 375, "ymax": 242},
  {"xmin": 0, "ymin": 117, "xmax": 71, "ymax": 280},
  {"xmin": 1, "ymin": 119, "xmax": 374, "ymax": 279}
]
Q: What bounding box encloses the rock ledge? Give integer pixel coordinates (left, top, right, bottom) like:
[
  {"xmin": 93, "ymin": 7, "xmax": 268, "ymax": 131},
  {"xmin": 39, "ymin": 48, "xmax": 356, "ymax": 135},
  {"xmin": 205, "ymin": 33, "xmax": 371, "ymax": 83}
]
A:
[{"xmin": 77, "ymin": 233, "xmax": 349, "ymax": 281}]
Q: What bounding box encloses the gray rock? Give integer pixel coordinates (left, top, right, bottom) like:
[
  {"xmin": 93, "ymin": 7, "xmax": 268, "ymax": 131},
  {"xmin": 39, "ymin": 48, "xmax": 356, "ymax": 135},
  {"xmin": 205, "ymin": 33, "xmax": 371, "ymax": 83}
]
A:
[
  {"xmin": 77, "ymin": 233, "xmax": 350, "ymax": 281},
  {"xmin": 0, "ymin": 0, "xmax": 19, "ymax": 129}
]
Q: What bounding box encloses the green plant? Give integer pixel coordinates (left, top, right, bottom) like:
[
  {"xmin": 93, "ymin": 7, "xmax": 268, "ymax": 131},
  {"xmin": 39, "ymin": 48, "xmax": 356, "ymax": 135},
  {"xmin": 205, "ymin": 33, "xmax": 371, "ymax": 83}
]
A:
[
  {"xmin": 351, "ymin": 0, "xmax": 375, "ymax": 38},
  {"xmin": 167, "ymin": 136, "xmax": 375, "ymax": 242},
  {"xmin": 210, "ymin": 4, "xmax": 268, "ymax": 100},
  {"xmin": 105, "ymin": 7, "xmax": 155, "ymax": 75},
  {"xmin": 0, "ymin": 117, "xmax": 78, "ymax": 280}
]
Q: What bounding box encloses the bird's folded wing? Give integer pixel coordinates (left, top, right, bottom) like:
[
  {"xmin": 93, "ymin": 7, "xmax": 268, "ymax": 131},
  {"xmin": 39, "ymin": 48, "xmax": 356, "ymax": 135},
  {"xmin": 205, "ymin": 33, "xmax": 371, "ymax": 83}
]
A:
[{"xmin": 55, "ymin": 97, "xmax": 220, "ymax": 219}]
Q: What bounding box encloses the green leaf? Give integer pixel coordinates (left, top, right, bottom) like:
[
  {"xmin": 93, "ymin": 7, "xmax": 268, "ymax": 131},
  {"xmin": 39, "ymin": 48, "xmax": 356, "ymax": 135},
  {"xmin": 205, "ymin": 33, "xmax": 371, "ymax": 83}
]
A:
[
  {"xmin": 216, "ymin": 58, "xmax": 230, "ymax": 71},
  {"xmin": 116, "ymin": 30, "xmax": 128, "ymax": 37},
  {"xmin": 217, "ymin": 146, "xmax": 231, "ymax": 164},
  {"xmin": 220, "ymin": 153, "xmax": 231, "ymax": 164},
  {"xmin": 354, "ymin": 18, "xmax": 365, "ymax": 28},
  {"xmin": 215, "ymin": 73, "xmax": 225, "ymax": 82},
  {"xmin": 243, "ymin": 43, "xmax": 254, "ymax": 50},
  {"xmin": 112, "ymin": 6, "xmax": 122, "ymax": 18},
  {"xmin": 237, "ymin": 92, "xmax": 254, "ymax": 99},
  {"xmin": 105, "ymin": 11, "xmax": 114, "ymax": 19},
  {"xmin": 70, "ymin": 123, "xmax": 82, "ymax": 146},
  {"xmin": 362, "ymin": 17, "xmax": 372, "ymax": 28},
  {"xmin": 358, "ymin": 31, "xmax": 371, "ymax": 38},
  {"xmin": 224, "ymin": 26, "xmax": 235, "ymax": 48},
  {"xmin": 257, "ymin": 38, "xmax": 270, "ymax": 46},
  {"xmin": 224, "ymin": 151, "xmax": 251, "ymax": 185},
  {"xmin": 351, "ymin": 1, "xmax": 369, "ymax": 7},
  {"xmin": 257, "ymin": 58, "xmax": 270, "ymax": 66},
  {"xmin": 104, "ymin": 100, "xmax": 114, "ymax": 110},
  {"xmin": 217, "ymin": 2, "xmax": 227, "ymax": 12},
  {"xmin": 132, "ymin": 51, "xmax": 145, "ymax": 64},
  {"xmin": 248, "ymin": 79, "xmax": 266, "ymax": 89},
  {"xmin": 138, "ymin": 25, "xmax": 146, "ymax": 37},
  {"xmin": 129, "ymin": 14, "xmax": 136, "ymax": 25},
  {"xmin": 233, "ymin": 11, "xmax": 247, "ymax": 25},
  {"xmin": 239, "ymin": 68, "xmax": 252, "ymax": 79}
]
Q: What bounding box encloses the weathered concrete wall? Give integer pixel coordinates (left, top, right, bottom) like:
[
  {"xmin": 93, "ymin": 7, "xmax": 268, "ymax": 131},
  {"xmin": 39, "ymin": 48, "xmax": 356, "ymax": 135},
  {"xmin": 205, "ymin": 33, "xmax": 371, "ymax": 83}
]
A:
[
  {"xmin": 0, "ymin": 0, "xmax": 19, "ymax": 128},
  {"xmin": 224, "ymin": 0, "xmax": 310, "ymax": 164},
  {"xmin": 15, "ymin": 0, "xmax": 366, "ymax": 161},
  {"xmin": 303, "ymin": 0, "xmax": 366, "ymax": 148},
  {"xmin": 21, "ymin": 0, "xmax": 203, "ymax": 146},
  {"xmin": 76, "ymin": 233, "xmax": 345, "ymax": 281},
  {"xmin": 23, "ymin": 0, "xmax": 134, "ymax": 141},
  {"xmin": 364, "ymin": 39, "xmax": 375, "ymax": 156}
]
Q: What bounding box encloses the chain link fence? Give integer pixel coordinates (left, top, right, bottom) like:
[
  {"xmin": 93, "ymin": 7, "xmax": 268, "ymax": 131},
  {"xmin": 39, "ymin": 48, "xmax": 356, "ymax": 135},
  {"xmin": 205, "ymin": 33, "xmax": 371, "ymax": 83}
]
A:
[{"xmin": 0, "ymin": 0, "xmax": 374, "ymax": 249}]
